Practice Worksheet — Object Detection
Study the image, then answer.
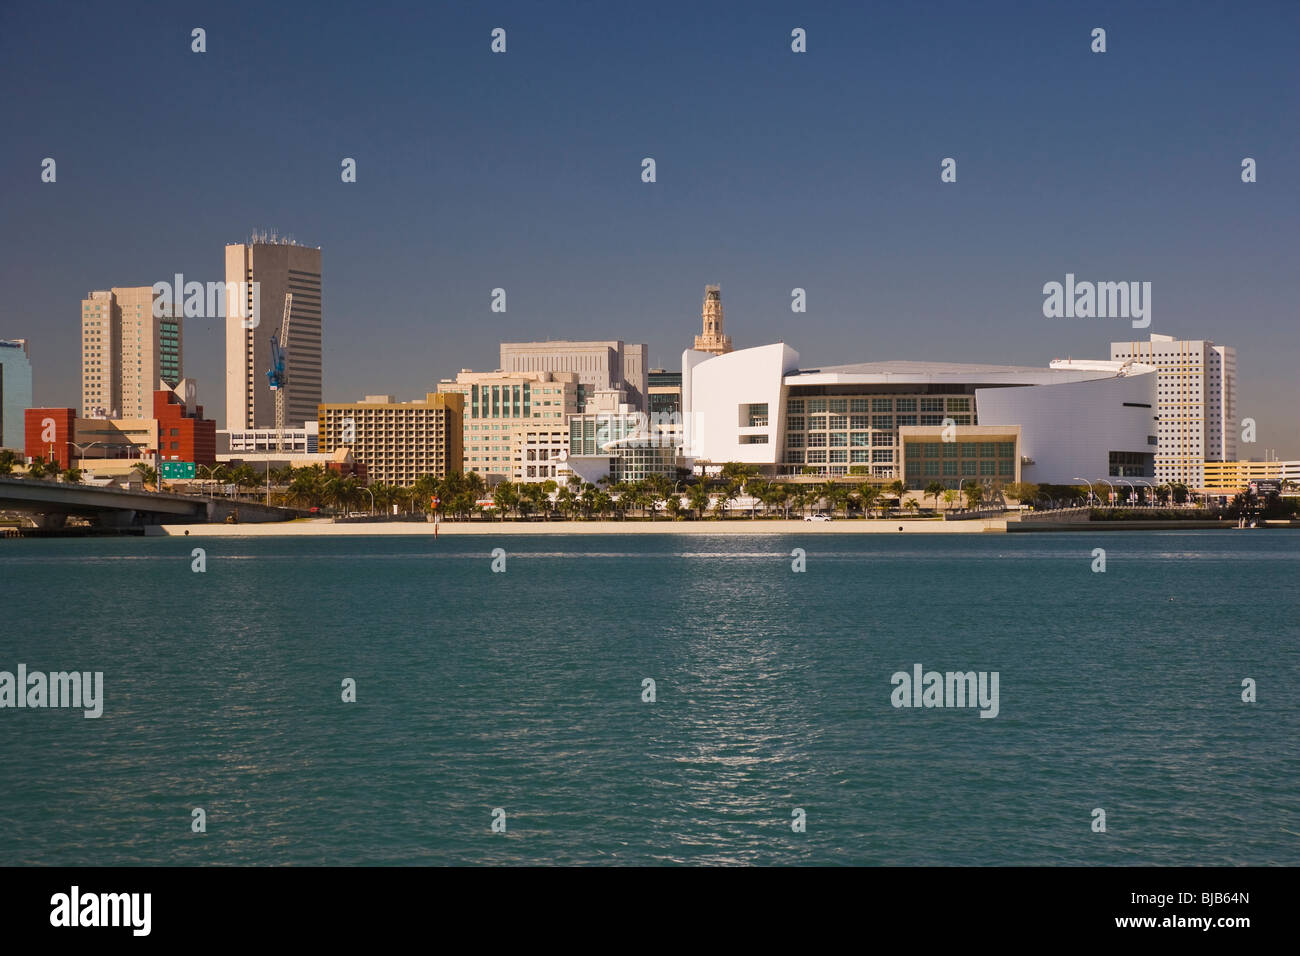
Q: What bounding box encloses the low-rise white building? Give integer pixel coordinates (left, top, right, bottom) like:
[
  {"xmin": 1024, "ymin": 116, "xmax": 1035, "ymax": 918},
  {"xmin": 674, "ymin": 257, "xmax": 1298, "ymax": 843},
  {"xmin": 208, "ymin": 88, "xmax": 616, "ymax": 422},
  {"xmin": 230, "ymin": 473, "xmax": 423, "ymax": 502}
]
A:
[{"xmin": 682, "ymin": 343, "xmax": 1159, "ymax": 486}]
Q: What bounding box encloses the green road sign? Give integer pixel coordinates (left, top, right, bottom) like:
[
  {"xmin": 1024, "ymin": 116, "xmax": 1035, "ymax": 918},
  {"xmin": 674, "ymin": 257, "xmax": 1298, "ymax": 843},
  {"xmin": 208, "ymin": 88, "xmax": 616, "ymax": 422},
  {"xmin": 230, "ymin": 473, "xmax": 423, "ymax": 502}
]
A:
[{"xmin": 160, "ymin": 461, "xmax": 196, "ymax": 479}]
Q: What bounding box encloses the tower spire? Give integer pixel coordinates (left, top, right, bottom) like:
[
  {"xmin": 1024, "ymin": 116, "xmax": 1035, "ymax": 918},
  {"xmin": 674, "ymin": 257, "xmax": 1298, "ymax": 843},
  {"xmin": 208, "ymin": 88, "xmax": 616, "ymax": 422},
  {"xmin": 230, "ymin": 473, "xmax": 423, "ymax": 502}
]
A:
[{"xmin": 692, "ymin": 284, "xmax": 733, "ymax": 355}]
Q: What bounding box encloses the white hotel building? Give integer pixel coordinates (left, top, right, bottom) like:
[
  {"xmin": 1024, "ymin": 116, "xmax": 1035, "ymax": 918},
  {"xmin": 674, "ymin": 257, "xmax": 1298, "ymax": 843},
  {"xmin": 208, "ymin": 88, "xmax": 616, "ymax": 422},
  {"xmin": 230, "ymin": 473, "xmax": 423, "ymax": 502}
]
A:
[
  {"xmin": 1100, "ymin": 333, "xmax": 1237, "ymax": 488},
  {"xmin": 681, "ymin": 343, "xmax": 1159, "ymax": 487}
]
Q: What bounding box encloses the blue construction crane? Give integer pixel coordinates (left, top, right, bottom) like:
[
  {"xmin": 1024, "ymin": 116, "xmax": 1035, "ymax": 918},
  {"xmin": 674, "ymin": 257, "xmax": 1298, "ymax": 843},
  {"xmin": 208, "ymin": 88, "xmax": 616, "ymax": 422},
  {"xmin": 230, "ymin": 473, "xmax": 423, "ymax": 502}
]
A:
[{"xmin": 264, "ymin": 294, "xmax": 293, "ymax": 450}]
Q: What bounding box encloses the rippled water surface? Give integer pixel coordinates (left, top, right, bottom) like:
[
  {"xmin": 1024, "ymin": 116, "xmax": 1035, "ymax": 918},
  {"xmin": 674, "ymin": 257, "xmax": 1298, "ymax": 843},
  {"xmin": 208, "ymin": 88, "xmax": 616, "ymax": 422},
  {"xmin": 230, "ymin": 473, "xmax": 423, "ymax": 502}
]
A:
[{"xmin": 1, "ymin": 531, "xmax": 1297, "ymax": 865}]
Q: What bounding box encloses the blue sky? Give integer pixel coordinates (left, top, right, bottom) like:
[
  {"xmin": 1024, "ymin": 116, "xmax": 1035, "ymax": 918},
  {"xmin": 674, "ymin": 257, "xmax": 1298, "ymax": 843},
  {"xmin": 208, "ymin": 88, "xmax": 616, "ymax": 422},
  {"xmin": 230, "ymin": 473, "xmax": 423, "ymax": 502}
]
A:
[{"xmin": 2, "ymin": 1, "xmax": 1297, "ymax": 450}]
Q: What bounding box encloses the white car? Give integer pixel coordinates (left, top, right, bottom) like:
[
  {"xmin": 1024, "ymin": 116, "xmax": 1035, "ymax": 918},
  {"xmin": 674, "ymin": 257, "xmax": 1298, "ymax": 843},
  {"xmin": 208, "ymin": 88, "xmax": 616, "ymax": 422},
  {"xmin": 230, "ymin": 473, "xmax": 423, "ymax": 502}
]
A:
[{"xmin": 804, "ymin": 513, "xmax": 832, "ymax": 522}]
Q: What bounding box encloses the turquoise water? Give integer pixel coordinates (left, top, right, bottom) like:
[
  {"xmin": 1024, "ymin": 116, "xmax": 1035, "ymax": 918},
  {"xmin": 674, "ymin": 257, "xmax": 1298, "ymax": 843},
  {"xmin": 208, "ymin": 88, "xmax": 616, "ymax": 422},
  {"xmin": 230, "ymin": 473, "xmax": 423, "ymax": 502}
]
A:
[{"xmin": 1, "ymin": 531, "xmax": 1296, "ymax": 866}]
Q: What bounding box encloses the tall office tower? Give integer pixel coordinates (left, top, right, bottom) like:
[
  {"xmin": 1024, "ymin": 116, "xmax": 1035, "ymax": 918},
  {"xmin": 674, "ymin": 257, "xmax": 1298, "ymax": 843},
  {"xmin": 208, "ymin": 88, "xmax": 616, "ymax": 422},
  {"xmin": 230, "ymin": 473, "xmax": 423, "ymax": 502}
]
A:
[
  {"xmin": 80, "ymin": 287, "xmax": 183, "ymax": 418},
  {"xmin": 499, "ymin": 340, "xmax": 648, "ymax": 412},
  {"xmin": 225, "ymin": 237, "xmax": 322, "ymax": 430},
  {"xmin": 0, "ymin": 339, "xmax": 33, "ymax": 450},
  {"xmin": 1110, "ymin": 333, "xmax": 1237, "ymax": 488},
  {"xmin": 692, "ymin": 284, "xmax": 733, "ymax": 356}
]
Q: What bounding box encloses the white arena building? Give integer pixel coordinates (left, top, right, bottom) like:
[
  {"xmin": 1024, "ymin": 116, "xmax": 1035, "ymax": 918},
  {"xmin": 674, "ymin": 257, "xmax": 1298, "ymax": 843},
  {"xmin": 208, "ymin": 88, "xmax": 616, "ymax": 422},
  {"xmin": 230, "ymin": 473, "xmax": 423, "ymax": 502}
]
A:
[{"xmin": 681, "ymin": 344, "xmax": 1158, "ymax": 487}]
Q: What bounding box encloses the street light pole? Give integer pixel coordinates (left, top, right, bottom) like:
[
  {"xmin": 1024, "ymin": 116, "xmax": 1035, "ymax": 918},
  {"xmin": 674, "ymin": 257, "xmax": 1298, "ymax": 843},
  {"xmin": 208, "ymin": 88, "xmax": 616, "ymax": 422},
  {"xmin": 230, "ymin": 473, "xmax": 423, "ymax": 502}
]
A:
[
  {"xmin": 1099, "ymin": 478, "xmax": 1116, "ymax": 507},
  {"xmin": 1118, "ymin": 479, "xmax": 1135, "ymax": 506},
  {"xmin": 1073, "ymin": 477, "xmax": 1094, "ymax": 508}
]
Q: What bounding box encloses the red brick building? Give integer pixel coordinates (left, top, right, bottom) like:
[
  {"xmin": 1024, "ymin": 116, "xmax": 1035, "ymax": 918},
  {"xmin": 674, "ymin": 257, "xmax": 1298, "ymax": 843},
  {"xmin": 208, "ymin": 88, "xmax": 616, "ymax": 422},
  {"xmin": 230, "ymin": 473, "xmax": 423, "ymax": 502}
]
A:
[
  {"xmin": 24, "ymin": 389, "xmax": 215, "ymax": 470},
  {"xmin": 24, "ymin": 408, "xmax": 76, "ymax": 468},
  {"xmin": 154, "ymin": 389, "xmax": 216, "ymax": 467}
]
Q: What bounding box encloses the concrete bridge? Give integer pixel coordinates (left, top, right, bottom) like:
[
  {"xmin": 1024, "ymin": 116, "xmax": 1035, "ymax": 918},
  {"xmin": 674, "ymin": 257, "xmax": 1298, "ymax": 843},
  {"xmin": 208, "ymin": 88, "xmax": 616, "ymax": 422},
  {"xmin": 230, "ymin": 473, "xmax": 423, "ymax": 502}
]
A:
[{"xmin": 0, "ymin": 476, "xmax": 209, "ymax": 528}]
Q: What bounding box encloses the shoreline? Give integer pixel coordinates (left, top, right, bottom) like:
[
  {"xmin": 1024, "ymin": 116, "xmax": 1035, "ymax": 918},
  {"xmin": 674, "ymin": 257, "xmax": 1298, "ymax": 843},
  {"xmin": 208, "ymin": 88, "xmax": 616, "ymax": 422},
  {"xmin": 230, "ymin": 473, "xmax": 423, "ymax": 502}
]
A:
[
  {"xmin": 145, "ymin": 517, "xmax": 1266, "ymax": 537},
  {"xmin": 155, "ymin": 517, "xmax": 1002, "ymax": 536}
]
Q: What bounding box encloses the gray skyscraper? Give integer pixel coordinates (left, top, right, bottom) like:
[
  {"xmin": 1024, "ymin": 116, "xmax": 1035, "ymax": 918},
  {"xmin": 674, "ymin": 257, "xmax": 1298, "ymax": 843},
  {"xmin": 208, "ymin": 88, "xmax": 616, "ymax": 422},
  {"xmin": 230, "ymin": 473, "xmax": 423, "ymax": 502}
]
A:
[{"xmin": 224, "ymin": 237, "xmax": 322, "ymax": 429}]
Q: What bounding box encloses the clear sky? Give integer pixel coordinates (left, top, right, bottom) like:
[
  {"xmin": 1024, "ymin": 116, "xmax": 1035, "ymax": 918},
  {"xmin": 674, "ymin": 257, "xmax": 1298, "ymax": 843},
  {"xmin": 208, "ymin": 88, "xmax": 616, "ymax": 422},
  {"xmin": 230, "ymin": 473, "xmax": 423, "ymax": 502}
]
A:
[{"xmin": 2, "ymin": 1, "xmax": 1296, "ymax": 452}]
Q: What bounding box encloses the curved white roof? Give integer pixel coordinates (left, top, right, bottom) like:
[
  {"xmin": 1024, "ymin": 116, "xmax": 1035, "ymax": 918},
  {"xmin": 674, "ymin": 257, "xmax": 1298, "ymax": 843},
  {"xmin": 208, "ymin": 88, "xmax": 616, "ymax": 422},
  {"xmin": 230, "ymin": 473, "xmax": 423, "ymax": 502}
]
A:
[{"xmin": 786, "ymin": 360, "xmax": 1145, "ymax": 387}]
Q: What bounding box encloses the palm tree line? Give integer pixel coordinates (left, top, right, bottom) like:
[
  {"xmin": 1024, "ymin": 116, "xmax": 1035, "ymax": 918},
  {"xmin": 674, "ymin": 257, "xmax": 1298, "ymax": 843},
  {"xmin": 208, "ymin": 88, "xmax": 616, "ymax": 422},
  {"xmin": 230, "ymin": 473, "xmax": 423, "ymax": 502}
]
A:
[{"xmin": 3, "ymin": 449, "xmax": 1281, "ymax": 517}]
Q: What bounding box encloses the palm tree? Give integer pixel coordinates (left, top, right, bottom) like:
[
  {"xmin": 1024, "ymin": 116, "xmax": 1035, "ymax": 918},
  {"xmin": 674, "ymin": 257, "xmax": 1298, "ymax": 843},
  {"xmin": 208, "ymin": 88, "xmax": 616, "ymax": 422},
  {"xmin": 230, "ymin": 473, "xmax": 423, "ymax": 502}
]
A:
[
  {"xmin": 643, "ymin": 474, "xmax": 671, "ymax": 520},
  {"xmin": 714, "ymin": 481, "xmax": 740, "ymax": 518},
  {"xmin": 762, "ymin": 483, "xmax": 789, "ymax": 518},
  {"xmin": 492, "ymin": 481, "xmax": 519, "ymax": 520},
  {"xmin": 857, "ymin": 482, "xmax": 880, "ymax": 519},
  {"xmin": 963, "ymin": 481, "xmax": 984, "ymax": 511},
  {"xmin": 228, "ymin": 464, "xmax": 260, "ymax": 499},
  {"xmin": 745, "ymin": 478, "xmax": 771, "ymax": 518},
  {"xmin": 62, "ymin": 467, "xmax": 84, "ymax": 484},
  {"xmin": 0, "ymin": 450, "xmax": 19, "ymax": 476},
  {"xmin": 924, "ymin": 481, "xmax": 945, "ymax": 512},
  {"xmin": 942, "ymin": 488, "xmax": 959, "ymax": 511},
  {"xmin": 687, "ymin": 484, "xmax": 711, "ymax": 519},
  {"xmin": 556, "ymin": 486, "xmax": 576, "ymax": 520},
  {"xmin": 26, "ymin": 456, "xmax": 50, "ymax": 480},
  {"xmin": 903, "ymin": 499, "xmax": 919, "ymax": 516},
  {"xmin": 519, "ymin": 482, "xmax": 546, "ymax": 518}
]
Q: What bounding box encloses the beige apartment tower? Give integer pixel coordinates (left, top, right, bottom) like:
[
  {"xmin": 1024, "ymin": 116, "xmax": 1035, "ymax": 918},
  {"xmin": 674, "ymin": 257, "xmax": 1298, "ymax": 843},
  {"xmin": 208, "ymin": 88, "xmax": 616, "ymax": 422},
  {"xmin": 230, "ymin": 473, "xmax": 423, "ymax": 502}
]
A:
[
  {"xmin": 80, "ymin": 287, "xmax": 182, "ymax": 418},
  {"xmin": 225, "ymin": 239, "xmax": 322, "ymax": 430},
  {"xmin": 693, "ymin": 284, "xmax": 732, "ymax": 356},
  {"xmin": 317, "ymin": 393, "xmax": 463, "ymax": 486},
  {"xmin": 438, "ymin": 370, "xmax": 581, "ymax": 482},
  {"xmin": 1110, "ymin": 333, "xmax": 1237, "ymax": 487}
]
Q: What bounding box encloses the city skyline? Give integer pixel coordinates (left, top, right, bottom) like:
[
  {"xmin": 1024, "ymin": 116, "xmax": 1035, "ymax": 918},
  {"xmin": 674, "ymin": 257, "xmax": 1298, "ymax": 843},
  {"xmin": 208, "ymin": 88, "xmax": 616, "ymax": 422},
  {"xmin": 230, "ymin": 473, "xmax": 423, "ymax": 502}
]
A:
[{"xmin": 1, "ymin": 1, "xmax": 1296, "ymax": 453}]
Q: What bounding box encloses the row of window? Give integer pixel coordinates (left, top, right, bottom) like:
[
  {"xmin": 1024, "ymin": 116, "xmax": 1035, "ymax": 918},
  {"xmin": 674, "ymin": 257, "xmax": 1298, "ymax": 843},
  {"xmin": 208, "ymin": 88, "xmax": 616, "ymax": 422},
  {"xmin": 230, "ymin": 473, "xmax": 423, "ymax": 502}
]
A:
[
  {"xmin": 911, "ymin": 442, "xmax": 1016, "ymax": 459},
  {"xmin": 787, "ymin": 397, "xmax": 972, "ymax": 415},
  {"xmin": 905, "ymin": 459, "xmax": 1014, "ymax": 476}
]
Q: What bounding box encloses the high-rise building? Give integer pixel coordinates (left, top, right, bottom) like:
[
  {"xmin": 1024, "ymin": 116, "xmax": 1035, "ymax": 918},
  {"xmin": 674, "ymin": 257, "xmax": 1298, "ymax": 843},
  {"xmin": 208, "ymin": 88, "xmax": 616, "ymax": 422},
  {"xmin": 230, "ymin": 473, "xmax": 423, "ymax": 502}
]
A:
[
  {"xmin": 80, "ymin": 287, "xmax": 182, "ymax": 418},
  {"xmin": 692, "ymin": 284, "xmax": 732, "ymax": 356},
  {"xmin": 317, "ymin": 393, "xmax": 462, "ymax": 486},
  {"xmin": 438, "ymin": 370, "xmax": 581, "ymax": 482},
  {"xmin": 225, "ymin": 238, "xmax": 322, "ymax": 430},
  {"xmin": 499, "ymin": 340, "xmax": 648, "ymax": 412},
  {"xmin": 1108, "ymin": 333, "xmax": 1237, "ymax": 487},
  {"xmin": 0, "ymin": 339, "xmax": 33, "ymax": 450}
]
